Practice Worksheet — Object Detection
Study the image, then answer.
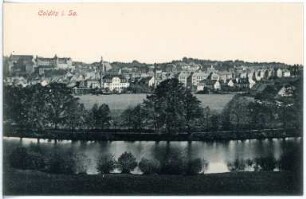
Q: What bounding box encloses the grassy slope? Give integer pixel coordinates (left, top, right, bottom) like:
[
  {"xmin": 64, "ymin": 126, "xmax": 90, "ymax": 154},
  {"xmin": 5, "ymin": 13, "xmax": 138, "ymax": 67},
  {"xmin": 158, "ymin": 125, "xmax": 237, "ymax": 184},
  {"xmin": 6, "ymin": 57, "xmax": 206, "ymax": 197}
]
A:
[{"xmin": 3, "ymin": 169, "xmax": 302, "ymax": 196}]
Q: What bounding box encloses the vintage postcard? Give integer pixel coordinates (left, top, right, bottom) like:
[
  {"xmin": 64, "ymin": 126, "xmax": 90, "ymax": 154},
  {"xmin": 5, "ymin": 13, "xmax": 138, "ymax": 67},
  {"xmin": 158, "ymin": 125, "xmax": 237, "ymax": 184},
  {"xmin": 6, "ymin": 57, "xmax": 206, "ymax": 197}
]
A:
[{"xmin": 2, "ymin": 2, "xmax": 303, "ymax": 196}]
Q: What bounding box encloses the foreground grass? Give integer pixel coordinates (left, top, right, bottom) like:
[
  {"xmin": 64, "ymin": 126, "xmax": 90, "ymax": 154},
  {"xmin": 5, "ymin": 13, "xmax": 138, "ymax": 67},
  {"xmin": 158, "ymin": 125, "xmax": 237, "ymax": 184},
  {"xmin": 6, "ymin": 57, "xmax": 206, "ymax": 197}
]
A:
[{"xmin": 3, "ymin": 169, "xmax": 302, "ymax": 195}]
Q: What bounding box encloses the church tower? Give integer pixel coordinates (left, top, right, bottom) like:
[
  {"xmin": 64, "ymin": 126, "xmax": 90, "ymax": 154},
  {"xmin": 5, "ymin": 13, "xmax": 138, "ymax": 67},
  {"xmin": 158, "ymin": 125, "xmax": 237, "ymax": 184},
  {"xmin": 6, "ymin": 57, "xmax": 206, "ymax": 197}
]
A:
[{"xmin": 99, "ymin": 56, "xmax": 106, "ymax": 88}]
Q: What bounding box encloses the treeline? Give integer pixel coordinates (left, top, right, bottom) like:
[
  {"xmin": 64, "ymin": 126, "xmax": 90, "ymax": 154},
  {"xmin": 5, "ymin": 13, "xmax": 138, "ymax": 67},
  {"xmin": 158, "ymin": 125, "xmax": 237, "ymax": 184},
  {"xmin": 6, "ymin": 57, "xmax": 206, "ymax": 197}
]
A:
[
  {"xmin": 3, "ymin": 83, "xmax": 111, "ymax": 130},
  {"xmin": 110, "ymin": 57, "xmax": 302, "ymax": 72},
  {"xmin": 3, "ymin": 80, "xmax": 207, "ymax": 133},
  {"xmin": 3, "ymin": 77, "xmax": 302, "ymax": 134},
  {"xmin": 221, "ymin": 77, "xmax": 303, "ymax": 130}
]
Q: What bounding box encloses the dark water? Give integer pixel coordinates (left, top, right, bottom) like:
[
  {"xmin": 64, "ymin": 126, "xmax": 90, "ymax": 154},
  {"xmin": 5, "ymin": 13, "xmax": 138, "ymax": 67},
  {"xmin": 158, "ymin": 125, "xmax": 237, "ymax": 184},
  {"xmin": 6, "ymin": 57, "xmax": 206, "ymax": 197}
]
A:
[{"xmin": 3, "ymin": 137, "xmax": 302, "ymax": 174}]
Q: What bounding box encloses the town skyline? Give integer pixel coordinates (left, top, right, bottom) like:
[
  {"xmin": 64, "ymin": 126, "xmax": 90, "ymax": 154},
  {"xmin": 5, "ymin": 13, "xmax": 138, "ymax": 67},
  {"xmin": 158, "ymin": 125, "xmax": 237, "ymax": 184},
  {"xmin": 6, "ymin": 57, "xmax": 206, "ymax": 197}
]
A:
[
  {"xmin": 4, "ymin": 3, "xmax": 303, "ymax": 65},
  {"xmin": 4, "ymin": 52, "xmax": 303, "ymax": 66}
]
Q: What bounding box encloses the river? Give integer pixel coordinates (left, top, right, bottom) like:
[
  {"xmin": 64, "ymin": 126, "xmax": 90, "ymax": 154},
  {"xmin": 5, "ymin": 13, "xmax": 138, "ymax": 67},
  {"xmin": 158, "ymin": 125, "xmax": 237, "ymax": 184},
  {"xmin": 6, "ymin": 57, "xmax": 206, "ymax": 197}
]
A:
[{"xmin": 3, "ymin": 137, "xmax": 301, "ymax": 175}]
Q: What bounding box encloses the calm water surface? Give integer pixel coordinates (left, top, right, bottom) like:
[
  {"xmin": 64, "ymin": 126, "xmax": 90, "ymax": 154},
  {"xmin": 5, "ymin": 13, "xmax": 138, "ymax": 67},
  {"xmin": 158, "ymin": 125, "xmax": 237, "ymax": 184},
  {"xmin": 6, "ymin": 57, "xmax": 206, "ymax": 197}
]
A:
[{"xmin": 3, "ymin": 137, "xmax": 301, "ymax": 174}]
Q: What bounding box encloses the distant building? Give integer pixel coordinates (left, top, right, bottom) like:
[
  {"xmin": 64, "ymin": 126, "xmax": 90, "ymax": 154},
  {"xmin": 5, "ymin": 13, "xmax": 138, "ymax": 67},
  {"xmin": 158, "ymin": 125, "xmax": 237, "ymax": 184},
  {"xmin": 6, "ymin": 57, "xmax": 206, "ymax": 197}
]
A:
[
  {"xmin": 255, "ymin": 70, "xmax": 263, "ymax": 81},
  {"xmin": 196, "ymin": 81, "xmax": 205, "ymax": 92},
  {"xmin": 236, "ymin": 78, "xmax": 250, "ymax": 89},
  {"xmin": 150, "ymin": 70, "xmax": 174, "ymax": 87},
  {"xmin": 214, "ymin": 80, "xmax": 221, "ymax": 90},
  {"xmin": 227, "ymin": 79, "xmax": 236, "ymax": 87},
  {"xmin": 178, "ymin": 71, "xmax": 192, "ymax": 88},
  {"xmin": 86, "ymin": 79, "xmax": 101, "ymax": 89},
  {"xmin": 137, "ymin": 76, "xmax": 153, "ymax": 87},
  {"xmin": 192, "ymin": 72, "xmax": 209, "ymax": 86},
  {"xmin": 148, "ymin": 76, "xmax": 155, "ymax": 87},
  {"xmin": 267, "ymin": 69, "xmax": 274, "ymax": 78},
  {"xmin": 248, "ymin": 77, "xmax": 256, "ymax": 88},
  {"xmin": 200, "ymin": 79, "xmax": 220, "ymax": 91},
  {"xmin": 8, "ymin": 54, "xmax": 36, "ymax": 75},
  {"xmin": 283, "ymin": 69, "xmax": 291, "ymax": 77},
  {"xmin": 277, "ymin": 68, "xmax": 283, "ymax": 78},
  {"xmin": 207, "ymin": 65, "xmax": 217, "ymax": 74},
  {"xmin": 102, "ymin": 75, "xmax": 129, "ymax": 93},
  {"xmin": 218, "ymin": 71, "xmax": 233, "ymax": 81},
  {"xmin": 36, "ymin": 54, "xmax": 73, "ymax": 69}
]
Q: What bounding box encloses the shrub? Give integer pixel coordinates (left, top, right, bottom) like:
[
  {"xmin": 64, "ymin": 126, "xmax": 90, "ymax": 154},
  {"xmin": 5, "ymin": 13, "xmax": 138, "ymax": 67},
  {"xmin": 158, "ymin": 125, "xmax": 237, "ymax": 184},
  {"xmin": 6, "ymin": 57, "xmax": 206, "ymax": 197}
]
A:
[
  {"xmin": 9, "ymin": 146, "xmax": 29, "ymax": 169},
  {"xmin": 160, "ymin": 151, "xmax": 185, "ymax": 175},
  {"xmin": 29, "ymin": 143, "xmax": 44, "ymax": 154},
  {"xmin": 96, "ymin": 154, "xmax": 117, "ymax": 174},
  {"xmin": 45, "ymin": 151, "xmax": 76, "ymax": 174},
  {"xmin": 9, "ymin": 146, "xmax": 45, "ymax": 171},
  {"xmin": 118, "ymin": 152, "xmax": 137, "ymax": 174},
  {"xmin": 279, "ymin": 146, "xmax": 302, "ymax": 173},
  {"xmin": 255, "ymin": 156, "xmax": 276, "ymax": 171},
  {"xmin": 227, "ymin": 159, "xmax": 246, "ymax": 172},
  {"xmin": 185, "ymin": 158, "xmax": 203, "ymax": 175},
  {"xmin": 138, "ymin": 158, "xmax": 160, "ymax": 175},
  {"xmin": 74, "ymin": 153, "xmax": 90, "ymax": 175},
  {"xmin": 26, "ymin": 151, "xmax": 46, "ymax": 170}
]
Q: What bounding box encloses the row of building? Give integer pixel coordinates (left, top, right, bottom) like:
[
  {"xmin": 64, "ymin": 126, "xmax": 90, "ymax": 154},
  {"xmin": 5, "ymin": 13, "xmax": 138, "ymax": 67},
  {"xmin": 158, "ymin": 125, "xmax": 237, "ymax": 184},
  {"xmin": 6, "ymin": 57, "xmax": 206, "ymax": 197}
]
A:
[{"xmin": 4, "ymin": 54, "xmax": 298, "ymax": 94}]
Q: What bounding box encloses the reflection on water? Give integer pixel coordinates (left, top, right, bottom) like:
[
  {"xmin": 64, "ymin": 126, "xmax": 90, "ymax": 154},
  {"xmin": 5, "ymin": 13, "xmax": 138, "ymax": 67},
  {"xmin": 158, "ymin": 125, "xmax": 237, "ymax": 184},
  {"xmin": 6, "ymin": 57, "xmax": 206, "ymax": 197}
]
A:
[{"xmin": 3, "ymin": 137, "xmax": 302, "ymax": 175}]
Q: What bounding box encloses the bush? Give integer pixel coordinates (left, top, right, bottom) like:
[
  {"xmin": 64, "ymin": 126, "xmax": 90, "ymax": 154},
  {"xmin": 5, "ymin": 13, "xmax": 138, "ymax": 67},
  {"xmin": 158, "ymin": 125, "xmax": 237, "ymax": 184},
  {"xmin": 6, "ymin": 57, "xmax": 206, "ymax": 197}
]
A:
[
  {"xmin": 74, "ymin": 153, "xmax": 90, "ymax": 175},
  {"xmin": 29, "ymin": 143, "xmax": 44, "ymax": 154},
  {"xmin": 160, "ymin": 151, "xmax": 185, "ymax": 175},
  {"xmin": 279, "ymin": 146, "xmax": 302, "ymax": 172},
  {"xmin": 185, "ymin": 158, "xmax": 203, "ymax": 175},
  {"xmin": 97, "ymin": 154, "xmax": 117, "ymax": 174},
  {"xmin": 26, "ymin": 151, "xmax": 46, "ymax": 170},
  {"xmin": 118, "ymin": 152, "xmax": 137, "ymax": 174},
  {"xmin": 9, "ymin": 146, "xmax": 45, "ymax": 171},
  {"xmin": 9, "ymin": 146, "xmax": 30, "ymax": 169},
  {"xmin": 138, "ymin": 158, "xmax": 160, "ymax": 175},
  {"xmin": 255, "ymin": 156, "xmax": 276, "ymax": 171},
  {"xmin": 45, "ymin": 151, "xmax": 76, "ymax": 174},
  {"xmin": 227, "ymin": 159, "xmax": 246, "ymax": 172}
]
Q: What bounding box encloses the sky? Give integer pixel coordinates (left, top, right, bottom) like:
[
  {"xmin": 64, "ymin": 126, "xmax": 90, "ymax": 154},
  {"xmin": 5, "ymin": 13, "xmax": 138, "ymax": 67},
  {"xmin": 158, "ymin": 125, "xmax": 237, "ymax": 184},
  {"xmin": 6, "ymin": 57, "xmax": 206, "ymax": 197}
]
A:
[{"xmin": 3, "ymin": 3, "xmax": 304, "ymax": 65}]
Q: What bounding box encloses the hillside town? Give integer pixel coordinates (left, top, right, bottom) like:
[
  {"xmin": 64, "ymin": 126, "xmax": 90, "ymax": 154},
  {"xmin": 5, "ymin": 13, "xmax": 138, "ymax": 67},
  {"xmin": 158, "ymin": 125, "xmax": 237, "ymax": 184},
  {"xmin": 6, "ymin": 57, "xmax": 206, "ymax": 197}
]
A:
[{"xmin": 3, "ymin": 54, "xmax": 303, "ymax": 95}]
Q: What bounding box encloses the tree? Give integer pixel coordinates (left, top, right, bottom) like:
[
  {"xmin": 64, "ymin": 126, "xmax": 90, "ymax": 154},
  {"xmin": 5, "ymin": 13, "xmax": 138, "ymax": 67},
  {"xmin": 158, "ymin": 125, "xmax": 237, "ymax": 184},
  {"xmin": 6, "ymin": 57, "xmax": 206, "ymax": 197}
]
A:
[
  {"xmin": 184, "ymin": 91, "xmax": 204, "ymax": 132},
  {"xmin": 4, "ymin": 86, "xmax": 32, "ymax": 127},
  {"xmin": 91, "ymin": 103, "xmax": 111, "ymax": 129},
  {"xmin": 210, "ymin": 114, "xmax": 220, "ymax": 131},
  {"xmin": 143, "ymin": 78, "xmax": 203, "ymax": 134},
  {"xmin": 121, "ymin": 105, "xmax": 145, "ymax": 130},
  {"xmin": 117, "ymin": 152, "xmax": 137, "ymax": 174},
  {"xmin": 44, "ymin": 83, "xmax": 77, "ymax": 129},
  {"xmin": 65, "ymin": 100, "xmax": 87, "ymax": 130}
]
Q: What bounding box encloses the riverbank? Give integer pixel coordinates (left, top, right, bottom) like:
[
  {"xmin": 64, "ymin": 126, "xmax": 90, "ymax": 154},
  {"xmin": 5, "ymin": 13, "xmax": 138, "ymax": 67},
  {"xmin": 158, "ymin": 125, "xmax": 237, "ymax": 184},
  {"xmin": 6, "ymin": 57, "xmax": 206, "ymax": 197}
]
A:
[
  {"xmin": 3, "ymin": 168, "xmax": 302, "ymax": 195},
  {"xmin": 4, "ymin": 127, "xmax": 302, "ymax": 141}
]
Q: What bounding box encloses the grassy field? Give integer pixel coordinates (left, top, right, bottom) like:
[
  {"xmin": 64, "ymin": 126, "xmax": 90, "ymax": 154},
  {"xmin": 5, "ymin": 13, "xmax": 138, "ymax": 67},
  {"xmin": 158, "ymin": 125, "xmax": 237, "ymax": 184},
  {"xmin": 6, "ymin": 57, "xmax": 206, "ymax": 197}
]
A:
[
  {"xmin": 77, "ymin": 94, "xmax": 235, "ymax": 117},
  {"xmin": 3, "ymin": 169, "xmax": 302, "ymax": 195}
]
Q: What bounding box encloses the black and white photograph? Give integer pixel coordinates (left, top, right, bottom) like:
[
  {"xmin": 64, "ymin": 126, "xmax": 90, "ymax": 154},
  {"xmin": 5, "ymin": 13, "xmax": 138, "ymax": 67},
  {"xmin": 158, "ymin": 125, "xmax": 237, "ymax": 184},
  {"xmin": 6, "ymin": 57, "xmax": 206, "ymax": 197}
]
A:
[{"xmin": 2, "ymin": 2, "xmax": 304, "ymax": 196}]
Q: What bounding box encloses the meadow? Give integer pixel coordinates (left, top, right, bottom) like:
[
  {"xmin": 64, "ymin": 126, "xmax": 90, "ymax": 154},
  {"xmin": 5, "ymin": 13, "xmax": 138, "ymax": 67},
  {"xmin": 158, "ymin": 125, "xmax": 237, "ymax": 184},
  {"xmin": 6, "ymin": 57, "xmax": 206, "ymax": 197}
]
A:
[{"xmin": 77, "ymin": 94, "xmax": 235, "ymax": 117}]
